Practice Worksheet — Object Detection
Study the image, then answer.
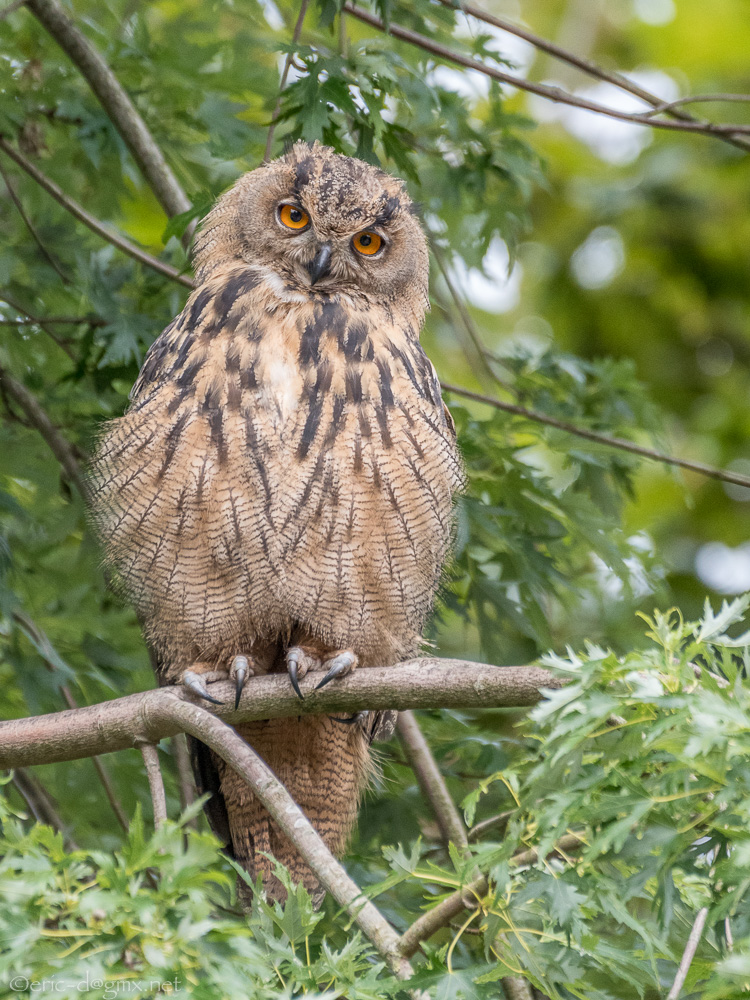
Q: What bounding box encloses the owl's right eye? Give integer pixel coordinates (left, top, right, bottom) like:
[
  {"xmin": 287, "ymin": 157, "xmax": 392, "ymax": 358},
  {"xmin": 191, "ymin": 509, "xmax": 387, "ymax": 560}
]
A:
[{"xmin": 278, "ymin": 204, "xmax": 310, "ymax": 231}]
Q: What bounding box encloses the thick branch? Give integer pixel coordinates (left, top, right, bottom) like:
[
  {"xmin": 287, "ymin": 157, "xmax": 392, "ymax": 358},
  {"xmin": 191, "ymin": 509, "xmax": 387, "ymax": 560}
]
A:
[
  {"xmin": 343, "ymin": 4, "xmax": 750, "ymax": 143},
  {"xmin": 159, "ymin": 699, "xmax": 413, "ymax": 978},
  {"xmin": 0, "ymin": 364, "xmax": 87, "ymax": 498},
  {"xmin": 24, "ymin": 0, "xmax": 190, "ymax": 220},
  {"xmin": 0, "ymin": 139, "xmax": 194, "ymax": 289},
  {"xmin": 442, "ymin": 382, "xmax": 750, "ymax": 490},
  {"xmin": 0, "ymin": 661, "xmax": 557, "ymax": 768}
]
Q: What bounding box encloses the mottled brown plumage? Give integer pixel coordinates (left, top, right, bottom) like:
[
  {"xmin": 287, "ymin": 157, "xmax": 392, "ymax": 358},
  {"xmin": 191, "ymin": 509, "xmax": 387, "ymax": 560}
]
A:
[{"xmin": 90, "ymin": 141, "xmax": 463, "ymax": 903}]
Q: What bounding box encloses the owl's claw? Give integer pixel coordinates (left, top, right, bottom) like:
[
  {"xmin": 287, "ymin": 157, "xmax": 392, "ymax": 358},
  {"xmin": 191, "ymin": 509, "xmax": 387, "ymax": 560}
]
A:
[
  {"xmin": 316, "ymin": 651, "xmax": 357, "ymax": 691},
  {"xmin": 231, "ymin": 655, "xmax": 250, "ymax": 710},
  {"xmin": 286, "ymin": 647, "xmax": 312, "ymax": 701},
  {"xmin": 183, "ymin": 670, "xmax": 224, "ymax": 706}
]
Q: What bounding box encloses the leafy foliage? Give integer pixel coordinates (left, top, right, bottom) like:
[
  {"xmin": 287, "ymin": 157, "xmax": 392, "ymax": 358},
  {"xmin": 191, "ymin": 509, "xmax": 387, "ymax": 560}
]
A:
[{"xmin": 0, "ymin": 0, "xmax": 748, "ymax": 997}]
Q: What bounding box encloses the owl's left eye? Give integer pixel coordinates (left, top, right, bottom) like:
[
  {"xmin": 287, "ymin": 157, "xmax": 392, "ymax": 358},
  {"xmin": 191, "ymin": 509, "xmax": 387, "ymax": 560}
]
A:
[
  {"xmin": 278, "ymin": 204, "xmax": 310, "ymax": 230},
  {"xmin": 352, "ymin": 231, "xmax": 383, "ymax": 256}
]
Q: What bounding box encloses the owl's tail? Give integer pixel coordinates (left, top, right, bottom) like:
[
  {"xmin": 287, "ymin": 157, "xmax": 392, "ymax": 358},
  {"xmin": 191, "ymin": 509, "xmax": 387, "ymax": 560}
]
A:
[{"xmin": 192, "ymin": 715, "xmax": 371, "ymax": 907}]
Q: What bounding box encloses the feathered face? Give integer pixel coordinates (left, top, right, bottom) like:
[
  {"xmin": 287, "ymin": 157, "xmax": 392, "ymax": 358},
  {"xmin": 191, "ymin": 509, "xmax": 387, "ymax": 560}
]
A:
[{"xmin": 193, "ymin": 142, "xmax": 429, "ymax": 308}]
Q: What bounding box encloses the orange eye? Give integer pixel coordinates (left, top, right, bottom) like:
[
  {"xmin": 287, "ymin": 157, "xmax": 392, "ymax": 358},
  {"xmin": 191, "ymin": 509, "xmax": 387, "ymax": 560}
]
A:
[
  {"xmin": 278, "ymin": 204, "xmax": 310, "ymax": 230},
  {"xmin": 352, "ymin": 231, "xmax": 383, "ymax": 256}
]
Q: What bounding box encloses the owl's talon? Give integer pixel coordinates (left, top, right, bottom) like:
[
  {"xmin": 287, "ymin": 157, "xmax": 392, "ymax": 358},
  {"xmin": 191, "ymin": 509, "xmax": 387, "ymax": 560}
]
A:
[
  {"xmin": 288, "ymin": 659, "xmax": 304, "ymax": 701},
  {"xmin": 231, "ymin": 655, "xmax": 249, "ymax": 710},
  {"xmin": 183, "ymin": 670, "xmax": 224, "ymax": 706},
  {"xmin": 315, "ymin": 651, "xmax": 357, "ymax": 691}
]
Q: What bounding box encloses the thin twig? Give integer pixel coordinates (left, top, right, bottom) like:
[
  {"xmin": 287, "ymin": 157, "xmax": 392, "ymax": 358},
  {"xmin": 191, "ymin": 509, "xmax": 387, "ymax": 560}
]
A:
[
  {"xmin": 0, "ymin": 138, "xmax": 195, "ymax": 288},
  {"xmin": 666, "ymin": 906, "xmax": 709, "ymax": 1000},
  {"xmin": 171, "ymin": 733, "xmax": 197, "ymax": 823},
  {"xmin": 24, "ymin": 0, "xmax": 190, "ymax": 220},
  {"xmin": 468, "ymin": 810, "xmax": 513, "ymax": 841},
  {"xmin": 0, "ymin": 315, "xmax": 104, "ymax": 326},
  {"xmin": 438, "ymin": 0, "xmax": 750, "ymax": 151},
  {"xmin": 264, "ymin": 0, "xmax": 311, "ymax": 162},
  {"xmin": 0, "ymin": 159, "xmax": 70, "ymax": 283},
  {"xmin": 10, "ymin": 767, "xmax": 78, "ymax": 849},
  {"xmin": 643, "ymin": 92, "xmax": 750, "ymax": 116},
  {"xmin": 155, "ymin": 699, "xmax": 414, "ymax": 978},
  {"xmin": 343, "ymin": 4, "xmax": 750, "ymax": 143},
  {"xmin": 441, "ymin": 381, "xmax": 750, "ymax": 490},
  {"xmin": 11, "ymin": 608, "xmax": 130, "ymax": 832},
  {"xmin": 397, "ymin": 711, "xmax": 470, "ymax": 852},
  {"xmin": 138, "ymin": 742, "xmax": 167, "ymax": 829},
  {"xmin": 0, "ymin": 661, "xmax": 560, "ymax": 768},
  {"xmin": 0, "ymin": 291, "xmax": 77, "ymax": 359},
  {"xmin": 0, "ymin": 364, "xmax": 87, "ymax": 497}
]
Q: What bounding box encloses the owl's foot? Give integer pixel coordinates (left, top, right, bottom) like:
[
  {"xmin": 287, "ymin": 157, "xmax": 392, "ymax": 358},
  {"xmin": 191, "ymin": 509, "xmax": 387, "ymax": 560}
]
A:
[
  {"xmin": 317, "ymin": 650, "xmax": 357, "ymax": 691},
  {"xmin": 285, "ymin": 646, "xmax": 358, "ymax": 700},
  {"xmin": 182, "ymin": 669, "xmax": 224, "ymax": 706}
]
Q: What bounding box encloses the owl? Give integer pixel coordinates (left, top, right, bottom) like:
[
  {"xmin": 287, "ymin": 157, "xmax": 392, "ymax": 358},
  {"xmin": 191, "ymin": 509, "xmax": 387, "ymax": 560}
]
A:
[{"xmin": 90, "ymin": 141, "xmax": 464, "ymax": 904}]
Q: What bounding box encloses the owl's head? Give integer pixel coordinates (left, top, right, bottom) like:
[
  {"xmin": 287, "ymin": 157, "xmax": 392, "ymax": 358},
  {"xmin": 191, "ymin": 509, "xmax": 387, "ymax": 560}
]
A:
[{"xmin": 193, "ymin": 142, "xmax": 428, "ymax": 310}]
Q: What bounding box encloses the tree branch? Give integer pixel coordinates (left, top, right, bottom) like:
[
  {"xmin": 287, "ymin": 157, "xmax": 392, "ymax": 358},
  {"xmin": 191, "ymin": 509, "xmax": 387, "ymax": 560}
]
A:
[
  {"xmin": 0, "ymin": 138, "xmax": 195, "ymax": 289},
  {"xmin": 138, "ymin": 742, "xmax": 167, "ymax": 829},
  {"xmin": 343, "ymin": 4, "xmax": 750, "ymax": 145},
  {"xmin": 666, "ymin": 906, "xmax": 708, "ymax": 1000},
  {"xmin": 24, "ymin": 0, "xmax": 191, "ymax": 221},
  {"xmin": 438, "ymin": 0, "xmax": 750, "ymax": 152},
  {"xmin": 397, "ymin": 711, "xmax": 470, "ymax": 852},
  {"xmin": 0, "ymin": 661, "xmax": 558, "ymax": 769},
  {"xmin": 158, "ymin": 698, "xmax": 414, "ymax": 978},
  {"xmin": 171, "ymin": 733, "xmax": 196, "ymax": 821},
  {"xmin": 442, "ymin": 381, "xmax": 750, "ymax": 490},
  {"xmin": 0, "ymin": 364, "xmax": 87, "ymax": 498}
]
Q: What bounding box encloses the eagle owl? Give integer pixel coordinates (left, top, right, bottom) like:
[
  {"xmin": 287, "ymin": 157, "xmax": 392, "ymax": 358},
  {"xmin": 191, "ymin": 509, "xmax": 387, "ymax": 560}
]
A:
[{"xmin": 90, "ymin": 141, "xmax": 463, "ymax": 903}]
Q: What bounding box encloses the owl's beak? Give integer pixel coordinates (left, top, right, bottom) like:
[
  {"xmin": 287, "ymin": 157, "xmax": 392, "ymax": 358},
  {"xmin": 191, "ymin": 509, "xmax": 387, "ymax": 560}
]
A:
[{"xmin": 307, "ymin": 243, "xmax": 332, "ymax": 286}]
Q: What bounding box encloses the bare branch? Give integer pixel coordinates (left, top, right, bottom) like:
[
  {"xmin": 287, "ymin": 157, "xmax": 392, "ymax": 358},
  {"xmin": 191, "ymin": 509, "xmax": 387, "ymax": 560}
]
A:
[
  {"xmin": 441, "ymin": 381, "xmax": 750, "ymax": 491},
  {"xmin": 157, "ymin": 699, "xmax": 414, "ymax": 978},
  {"xmin": 0, "ymin": 364, "xmax": 87, "ymax": 498},
  {"xmin": 264, "ymin": 0, "xmax": 311, "ymax": 162},
  {"xmin": 138, "ymin": 742, "xmax": 167, "ymax": 829},
  {"xmin": 0, "ymin": 661, "xmax": 558, "ymax": 769},
  {"xmin": 24, "ymin": 0, "xmax": 191, "ymax": 220},
  {"xmin": 171, "ymin": 733, "xmax": 197, "ymax": 824},
  {"xmin": 468, "ymin": 810, "xmax": 513, "ymax": 841},
  {"xmin": 0, "ymin": 139, "xmax": 195, "ymax": 289},
  {"xmin": 13, "ymin": 609, "xmax": 130, "ymax": 832},
  {"xmin": 10, "ymin": 767, "xmax": 78, "ymax": 849},
  {"xmin": 438, "ymin": 0, "xmax": 750, "ymax": 151},
  {"xmin": 666, "ymin": 907, "xmax": 709, "ymax": 1000},
  {"xmin": 343, "ymin": 4, "xmax": 750, "ymax": 145},
  {"xmin": 397, "ymin": 711, "xmax": 469, "ymax": 852},
  {"xmin": 642, "ymin": 92, "xmax": 750, "ymax": 117},
  {"xmin": 399, "ymin": 872, "xmax": 488, "ymax": 958}
]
